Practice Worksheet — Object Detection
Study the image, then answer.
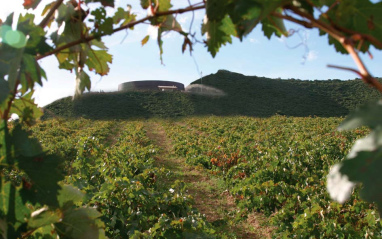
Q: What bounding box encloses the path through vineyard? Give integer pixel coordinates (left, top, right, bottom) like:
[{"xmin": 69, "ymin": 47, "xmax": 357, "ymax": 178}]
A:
[{"xmin": 144, "ymin": 121, "xmax": 273, "ymax": 238}]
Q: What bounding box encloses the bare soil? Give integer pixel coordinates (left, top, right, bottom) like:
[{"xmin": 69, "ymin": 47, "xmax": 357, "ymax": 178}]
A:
[{"xmin": 144, "ymin": 120, "xmax": 274, "ymax": 238}]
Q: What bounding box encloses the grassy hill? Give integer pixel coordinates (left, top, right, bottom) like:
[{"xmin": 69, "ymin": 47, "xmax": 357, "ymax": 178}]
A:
[{"xmin": 43, "ymin": 70, "xmax": 381, "ymax": 119}]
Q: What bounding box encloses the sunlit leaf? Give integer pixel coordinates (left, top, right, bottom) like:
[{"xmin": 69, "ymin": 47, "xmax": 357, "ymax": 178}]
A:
[
  {"xmin": 149, "ymin": 0, "xmax": 173, "ymax": 25},
  {"xmin": 141, "ymin": 35, "xmax": 150, "ymax": 46},
  {"xmin": 55, "ymin": 207, "xmax": 105, "ymax": 239},
  {"xmin": 57, "ymin": 184, "xmax": 85, "ymax": 208},
  {"xmin": 85, "ymin": 49, "xmax": 112, "ymax": 76},
  {"xmin": 23, "ymin": 0, "xmax": 42, "ymax": 9},
  {"xmin": 28, "ymin": 208, "xmax": 61, "ymax": 229},
  {"xmin": 41, "ymin": 2, "xmax": 55, "ymax": 16}
]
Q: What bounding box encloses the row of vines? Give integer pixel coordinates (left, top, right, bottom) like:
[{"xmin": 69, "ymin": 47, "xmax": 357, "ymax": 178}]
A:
[
  {"xmin": 162, "ymin": 116, "xmax": 382, "ymax": 238},
  {"xmin": 23, "ymin": 118, "xmax": 215, "ymax": 238}
]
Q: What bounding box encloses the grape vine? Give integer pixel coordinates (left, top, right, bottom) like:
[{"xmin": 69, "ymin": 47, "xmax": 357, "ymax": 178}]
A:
[{"xmin": 1, "ymin": 0, "xmax": 382, "ymax": 237}]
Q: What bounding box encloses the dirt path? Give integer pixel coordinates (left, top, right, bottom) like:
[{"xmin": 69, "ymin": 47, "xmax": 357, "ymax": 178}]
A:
[{"xmin": 144, "ymin": 120, "xmax": 273, "ymax": 238}]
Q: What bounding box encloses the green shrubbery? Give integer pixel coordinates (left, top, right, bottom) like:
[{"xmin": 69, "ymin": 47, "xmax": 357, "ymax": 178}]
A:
[{"xmin": 44, "ymin": 71, "xmax": 381, "ymax": 120}]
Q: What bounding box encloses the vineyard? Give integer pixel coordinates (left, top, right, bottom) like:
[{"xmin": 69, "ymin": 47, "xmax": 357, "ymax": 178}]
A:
[
  {"xmin": 27, "ymin": 118, "xmax": 215, "ymax": 238},
  {"xmin": 24, "ymin": 116, "xmax": 381, "ymax": 238}
]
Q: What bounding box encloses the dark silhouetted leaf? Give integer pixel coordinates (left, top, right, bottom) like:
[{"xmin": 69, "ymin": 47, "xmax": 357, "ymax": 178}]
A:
[
  {"xmin": 12, "ymin": 124, "xmax": 43, "ymax": 157},
  {"xmin": 18, "ymin": 154, "xmax": 63, "ymax": 207}
]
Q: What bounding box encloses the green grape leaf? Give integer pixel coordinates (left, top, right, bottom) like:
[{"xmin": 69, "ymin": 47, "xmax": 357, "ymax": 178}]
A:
[
  {"xmin": 10, "ymin": 91, "xmax": 43, "ymax": 123},
  {"xmin": 91, "ymin": 8, "xmax": 114, "ymax": 36},
  {"xmin": 111, "ymin": 5, "xmax": 137, "ymax": 28},
  {"xmin": 55, "ymin": 3, "xmax": 76, "ymax": 26},
  {"xmin": 0, "ymin": 78, "xmax": 9, "ymax": 106},
  {"xmin": 41, "ymin": 2, "xmax": 55, "ymax": 16},
  {"xmin": 227, "ymin": 0, "xmax": 262, "ymax": 38},
  {"xmin": 227, "ymin": 0, "xmax": 284, "ymax": 38},
  {"xmin": 74, "ymin": 69, "xmax": 91, "ymax": 98},
  {"xmin": 156, "ymin": 0, "xmax": 172, "ymax": 12},
  {"xmin": 11, "ymin": 124, "xmax": 43, "ymax": 157},
  {"xmin": 155, "ymin": 15, "xmax": 183, "ymax": 62},
  {"xmin": 57, "ymin": 184, "xmax": 85, "ymax": 208},
  {"xmin": 20, "ymin": 54, "xmax": 43, "ymax": 94},
  {"xmin": 17, "ymin": 14, "xmax": 53, "ymax": 56},
  {"xmin": 85, "ymin": 0, "xmax": 115, "ymax": 7},
  {"xmin": 28, "ymin": 208, "xmax": 61, "ymax": 229},
  {"xmin": 54, "ymin": 21, "xmax": 83, "ymax": 52},
  {"xmin": 7, "ymin": 47, "xmax": 25, "ymax": 91},
  {"xmin": 206, "ymin": 0, "xmax": 229, "ymax": 21},
  {"xmin": 141, "ymin": 35, "xmax": 150, "ymax": 46},
  {"xmin": 149, "ymin": 0, "xmax": 173, "ymax": 25},
  {"xmin": 113, "ymin": 7, "xmax": 129, "ymax": 24},
  {"xmin": 23, "ymin": 0, "xmax": 42, "ymax": 9},
  {"xmin": 0, "ymin": 180, "xmax": 31, "ymax": 233},
  {"xmin": 157, "ymin": 28, "xmax": 164, "ymax": 63},
  {"xmin": 18, "ymin": 154, "xmax": 64, "ymax": 207},
  {"xmin": 324, "ymin": 0, "xmax": 382, "ymax": 52},
  {"xmin": 160, "ymin": 15, "xmax": 182, "ymax": 32},
  {"xmin": 201, "ymin": 15, "xmax": 236, "ymax": 57},
  {"xmin": 182, "ymin": 36, "xmax": 193, "ymax": 54},
  {"xmin": 121, "ymin": 12, "xmax": 136, "ymax": 27},
  {"xmin": 55, "ymin": 52, "xmax": 75, "ymax": 70},
  {"xmin": 261, "ymin": 9, "xmax": 288, "ymax": 39},
  {"xmin": 338, "ymin": 101, "xmax": 382, "ymax": 130},
  {"xmin": 290, "ymin": 0, "xmax": 314, "ymax": 15},
  {"xmin": 90, "ymin": 39, "xmax": 108, "ymax": 50},
  {"xmin": 55, "ymin": 207, "xmax": 105, "ymax": 239},
  {"xmin": 0, "ymin": 43, "xmax": 17, "ymax": 78},
  {"xmin": 85, "ymin": 49, "xmax": 112, "ymax": 76},
  {"xmin": 310, "ymin": 0, "xmax": 336, "ymax": 8},
  {"xmin": 338, "ymin": 129, "xmax": 382, "ymax": 213},
  {"xmin": 141, "ymin": 0, "xmax": 150, "ymax": 9}
]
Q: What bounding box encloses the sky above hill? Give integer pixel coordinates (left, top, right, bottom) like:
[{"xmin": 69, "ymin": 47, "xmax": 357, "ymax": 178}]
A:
[{"xmin": 1, "ymin": 0, "xmax": 382, "ymax": 106}]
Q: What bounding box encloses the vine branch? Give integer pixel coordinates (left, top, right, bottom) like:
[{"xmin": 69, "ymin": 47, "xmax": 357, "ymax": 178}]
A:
[
  {"xmin": 38, "ymin": 0, "xmax": 64, "ymax": 28},
  {"xmin": 281, "ymin": 4, "xmax": 382, "ymax": 93},
  {"xmin": 36, "ymin": 4, "xmax": 205, "ymax": 61}
]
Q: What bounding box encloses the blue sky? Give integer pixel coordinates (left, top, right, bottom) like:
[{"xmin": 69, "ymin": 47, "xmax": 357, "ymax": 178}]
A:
[{"xmin": 1, "ymin": 0, "xmax": 382, "ymax": 106}]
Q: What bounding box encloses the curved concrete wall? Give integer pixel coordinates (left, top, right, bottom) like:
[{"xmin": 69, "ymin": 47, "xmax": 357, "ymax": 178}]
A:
[{"xmin": 118, "ymin": 81, "xmax": 185, "ymax": 92}]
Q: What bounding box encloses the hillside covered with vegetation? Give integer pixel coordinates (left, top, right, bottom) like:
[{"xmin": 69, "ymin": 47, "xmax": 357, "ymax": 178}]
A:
[{"xmin": 43, "ymin": 70, "xmax": 381, "ymax": 119}]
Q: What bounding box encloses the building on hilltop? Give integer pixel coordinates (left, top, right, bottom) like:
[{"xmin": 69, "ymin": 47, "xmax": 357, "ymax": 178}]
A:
[{"xmin": 118, "ymin": 80, "xmax": 185, "ymax": 92}]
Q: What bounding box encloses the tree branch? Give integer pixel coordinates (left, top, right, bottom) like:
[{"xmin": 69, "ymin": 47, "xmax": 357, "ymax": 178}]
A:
[
  {"xmin": 271, "ymin": 12, "xmax": 313, "ymax": 29},
  {"xmin": 39, "ymin": 0, "xmax": 64, "ymax": 28},
  {"xmin": 327, "ymin": 64, "xmax": 363, "ymax": 78},
  {"xmin": 36, "ymin": 4, "xmax": 205, "ymax": 60},
  {"xmin": 281, "ymin": 5, "xmax": 382, "ymax": 93}
]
